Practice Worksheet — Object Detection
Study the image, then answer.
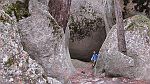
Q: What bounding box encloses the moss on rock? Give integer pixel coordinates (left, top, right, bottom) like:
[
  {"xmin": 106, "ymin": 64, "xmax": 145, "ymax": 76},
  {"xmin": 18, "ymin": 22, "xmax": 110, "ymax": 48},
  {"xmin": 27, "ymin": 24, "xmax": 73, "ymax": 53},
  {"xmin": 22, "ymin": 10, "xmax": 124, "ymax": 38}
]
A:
[
  {"xmin": 48, "ymin": 16, "xmax": 63, "ymax": 38},
  {"xmin": 0, "ymin": 11, "xmax": 13, "ymax": 24},
  {"xmin": 126, "ymin": 22, "xmax": 138, "ymax": 31},
  {"xmin": 126, "ymin": 15, "xmax": 150, "ymax": 37},
  {"xmin": 128, "ymin": 15, "xmax": 150, "ymax": 30},
  {"xmin": 4, "ymin": 0, "xmax": 30, "ymax": 21},
  {"xmin": 0, "ymin": 14, "xmax": 8, "ymax": 23},
  {"xmin": 4, "ymin": 57, "xmax": 15, "ymax": 67},
  {"xmin": 69, "ymin": 3, "xmax": 104, "ymax": 42},
  {"xmin": 69, "ymin": 15, "xmax": 104, "ymax": 42},
  {"xmin": 132, "ymin": 15, "xmax": 150, "ymax": 28}
]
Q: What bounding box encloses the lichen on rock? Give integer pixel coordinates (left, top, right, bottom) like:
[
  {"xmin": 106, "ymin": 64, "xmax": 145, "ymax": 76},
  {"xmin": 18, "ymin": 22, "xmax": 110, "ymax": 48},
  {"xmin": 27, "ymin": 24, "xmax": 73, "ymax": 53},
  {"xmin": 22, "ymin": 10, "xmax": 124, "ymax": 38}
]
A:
[
  {"xmin": 17, "ymin": 0, "xmax": 75, "ymax": 83},
  {"xmin": 126, "ymin": 15, "xmax": 150, "ymax": 37},
  {"xmin": 69, "ymin": 0, "xmax": 106, "ymax": 61},
  {"xmin": 69, "ymin": 15, "xmax": 104, "ymax": 41},
  {"xmin": 0, "ymin": 10, "xmax": 50, "ymax": 84},
  {"xmin": 0, "ymin": 10, "xmax": 13, "ymax": 24},
  {"xmin": 96, "ymin": 15, "xmax": 150, "ymax": 80},
  {"xmin": 4, "ymin": 0, "xmax": 30, "ymax": 21},
  {"xmin": 69, "ymin": 1, "xmax": 105, "ymax": 42}
]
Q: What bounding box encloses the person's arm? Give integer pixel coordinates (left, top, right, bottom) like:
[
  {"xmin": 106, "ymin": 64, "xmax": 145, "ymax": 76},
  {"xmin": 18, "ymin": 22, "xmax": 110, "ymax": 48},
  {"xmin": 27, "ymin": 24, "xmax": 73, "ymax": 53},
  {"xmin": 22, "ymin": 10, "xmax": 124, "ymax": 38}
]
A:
[
  {"xmin": 97, "ymin": 53, "xmax": 100, "ymax": 60},
  {"xmin": 91, "ymin": 55, "xmax": 94, "ymax": 61}
]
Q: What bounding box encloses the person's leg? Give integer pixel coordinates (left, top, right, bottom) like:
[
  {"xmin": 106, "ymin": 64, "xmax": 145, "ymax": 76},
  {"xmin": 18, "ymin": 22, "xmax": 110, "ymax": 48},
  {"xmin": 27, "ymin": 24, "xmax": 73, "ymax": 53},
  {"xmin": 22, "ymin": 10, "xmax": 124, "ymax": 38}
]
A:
[
  {"xmin": 91, "ymin": 61, "xmax": 94, "ymax": 67},
  {"xmin": 92, "ymin": 61, "xmax": 96, "ymax": 68},
  {"xmin": 93, "ymin": 61, "xmax": 96, "ymax": 67}
]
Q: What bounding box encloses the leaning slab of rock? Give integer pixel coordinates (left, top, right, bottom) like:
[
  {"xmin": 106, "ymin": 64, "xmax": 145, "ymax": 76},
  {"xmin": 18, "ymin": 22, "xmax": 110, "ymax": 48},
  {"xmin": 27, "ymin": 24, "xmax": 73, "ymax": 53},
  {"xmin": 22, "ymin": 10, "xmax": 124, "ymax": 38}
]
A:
[
  {"xmin": 18, "ymin": 0, "xmax": 75, "ymax": 83},
  {"xmin": 96, "ymin": 15, "xmax": 150, "ymax": 80}
]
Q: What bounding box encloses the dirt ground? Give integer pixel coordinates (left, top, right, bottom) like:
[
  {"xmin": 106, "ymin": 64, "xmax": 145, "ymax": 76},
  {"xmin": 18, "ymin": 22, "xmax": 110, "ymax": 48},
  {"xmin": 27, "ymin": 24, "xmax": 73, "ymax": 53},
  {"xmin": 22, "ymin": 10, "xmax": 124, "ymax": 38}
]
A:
[{"xmin": 70, "ymin": 60, "xmax": 150, "ymax": 84}]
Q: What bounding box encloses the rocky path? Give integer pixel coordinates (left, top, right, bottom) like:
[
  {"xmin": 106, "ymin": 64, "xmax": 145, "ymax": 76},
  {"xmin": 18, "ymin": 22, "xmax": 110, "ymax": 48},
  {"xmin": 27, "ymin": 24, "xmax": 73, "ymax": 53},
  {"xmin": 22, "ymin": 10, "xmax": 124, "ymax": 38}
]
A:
[{"xmin": 70, "ymin": 61, "xmax": 150, "ymax": 84}]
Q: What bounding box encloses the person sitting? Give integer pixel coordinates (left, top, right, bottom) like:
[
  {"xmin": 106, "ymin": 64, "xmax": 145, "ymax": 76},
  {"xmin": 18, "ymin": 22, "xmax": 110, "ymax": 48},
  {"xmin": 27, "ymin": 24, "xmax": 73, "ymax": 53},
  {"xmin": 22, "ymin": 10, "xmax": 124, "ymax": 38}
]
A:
[{"xmin": 91, "ymin": 51, "xmax": 99, "ymax": 68}]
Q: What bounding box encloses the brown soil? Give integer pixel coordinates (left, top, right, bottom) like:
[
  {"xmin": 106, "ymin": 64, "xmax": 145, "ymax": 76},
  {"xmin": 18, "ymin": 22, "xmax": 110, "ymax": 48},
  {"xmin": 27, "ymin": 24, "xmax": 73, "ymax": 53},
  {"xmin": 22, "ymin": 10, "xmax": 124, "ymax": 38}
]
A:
[{"xmin": 70, "ymin": 62, "xmax": 150, "ymax": 84}]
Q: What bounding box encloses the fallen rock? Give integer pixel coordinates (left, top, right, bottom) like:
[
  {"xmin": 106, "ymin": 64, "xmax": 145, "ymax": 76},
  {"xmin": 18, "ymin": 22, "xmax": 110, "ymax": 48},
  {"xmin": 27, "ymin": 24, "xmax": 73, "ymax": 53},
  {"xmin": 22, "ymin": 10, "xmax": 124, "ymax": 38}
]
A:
[
  {"xmin": 98, "ymin": 51, "xmax": 134, "ymax": 77},
  {"xmin": 71, "ymin": 59, "xmax": 92, "ymax": 68},
  {"xmin": 96, "ymin": 15, "xmax": 150, "ymax": 80}
]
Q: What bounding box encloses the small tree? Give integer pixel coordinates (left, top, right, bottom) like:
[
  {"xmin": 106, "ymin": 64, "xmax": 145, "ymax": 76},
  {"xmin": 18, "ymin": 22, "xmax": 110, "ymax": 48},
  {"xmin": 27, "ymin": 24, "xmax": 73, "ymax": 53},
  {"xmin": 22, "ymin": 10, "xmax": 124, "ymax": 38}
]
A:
[{"xmin": 114, "ymin": 0, "xmax": 127, "ymax": 55}]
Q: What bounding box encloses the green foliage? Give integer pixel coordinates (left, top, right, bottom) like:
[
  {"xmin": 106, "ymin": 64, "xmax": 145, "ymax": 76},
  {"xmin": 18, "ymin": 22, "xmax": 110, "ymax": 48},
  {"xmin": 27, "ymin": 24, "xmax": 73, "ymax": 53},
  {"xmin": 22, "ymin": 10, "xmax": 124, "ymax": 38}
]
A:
[{"xmin": 4, "ymin": 0, "xmax": 30, "ymax": 21}]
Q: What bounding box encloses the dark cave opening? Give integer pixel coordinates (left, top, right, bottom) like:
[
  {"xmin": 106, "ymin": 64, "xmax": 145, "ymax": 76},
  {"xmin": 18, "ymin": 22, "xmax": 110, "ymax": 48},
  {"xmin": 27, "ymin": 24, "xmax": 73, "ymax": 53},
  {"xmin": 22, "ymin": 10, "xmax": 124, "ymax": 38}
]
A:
[{"xmin": 69, "ymin": 27, "xmax": 107, "ymax": 62}]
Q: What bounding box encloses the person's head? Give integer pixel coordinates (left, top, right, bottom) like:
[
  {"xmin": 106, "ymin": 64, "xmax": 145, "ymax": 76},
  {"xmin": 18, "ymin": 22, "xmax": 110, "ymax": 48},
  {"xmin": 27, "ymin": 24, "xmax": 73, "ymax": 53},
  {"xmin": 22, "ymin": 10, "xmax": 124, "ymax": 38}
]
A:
[{"xmin": 93, "ymin": 51, "xmax": 95, "ymax": 53}]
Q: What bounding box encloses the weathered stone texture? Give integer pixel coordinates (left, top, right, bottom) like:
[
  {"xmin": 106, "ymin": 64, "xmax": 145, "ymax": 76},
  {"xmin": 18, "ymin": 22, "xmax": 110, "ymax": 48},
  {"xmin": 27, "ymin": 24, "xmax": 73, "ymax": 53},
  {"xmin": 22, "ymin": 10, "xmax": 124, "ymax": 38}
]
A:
[
  {"xmin": 0, "ymin": 10, "xmax": 50, "ymax": 84},
  {"xmin": 69, "ymin": 0, "xmax": 106, "ymax": 61},
  {"xmin": 96, "ymin": 15, "xmax": 150, "ymax": 80},
  {"xmin": 18, "ymin": 0, "xmax": 75, "ymax": 83}
]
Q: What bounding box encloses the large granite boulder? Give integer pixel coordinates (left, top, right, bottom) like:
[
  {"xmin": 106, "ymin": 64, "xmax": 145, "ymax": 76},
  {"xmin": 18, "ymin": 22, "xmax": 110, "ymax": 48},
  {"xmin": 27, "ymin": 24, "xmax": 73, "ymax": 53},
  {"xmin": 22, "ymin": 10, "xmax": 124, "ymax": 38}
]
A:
[
  {"xmin": 0, "ymin": 10, "xmax": 26, "ymax": 83},
  {"xmin": 18, "ymin": 0, "xmax": 75, "ymax": 83},
  {"xmin": 0, "ymin": 10, "xmax": 56, "ymax": 84},
  {"xmin": 96, "ymin": 51, "xmax": 134, "ymax": 77},
  {"xmin": 96, "ymin": 15, "xmax": 150, "ymax": 80},
  {"xmin": 68, "ymin": 0, "xmax": 150, "ymax": 61},
  {"xmin": 69, "ymin": 0, "xmax": 106, "ymax": 61}
]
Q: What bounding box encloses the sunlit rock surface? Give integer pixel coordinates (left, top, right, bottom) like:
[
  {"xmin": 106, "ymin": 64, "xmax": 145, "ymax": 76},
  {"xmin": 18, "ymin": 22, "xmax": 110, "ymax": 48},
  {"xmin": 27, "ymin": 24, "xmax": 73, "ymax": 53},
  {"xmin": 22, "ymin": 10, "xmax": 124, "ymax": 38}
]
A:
[{"xmin": 97, "ymin": 15, "xmax": 150, "ymax": 80}]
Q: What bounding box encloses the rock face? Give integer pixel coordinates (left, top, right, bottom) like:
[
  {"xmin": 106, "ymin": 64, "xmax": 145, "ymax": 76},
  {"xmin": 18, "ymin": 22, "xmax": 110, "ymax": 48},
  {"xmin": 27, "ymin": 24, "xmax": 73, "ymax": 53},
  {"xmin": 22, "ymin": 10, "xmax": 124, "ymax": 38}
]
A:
[
  {"xmin": 102, "ymin": 0, "xmax": 115, "ymax": 34},
  {"xmin": 0, "ymin": 10, "xmax": 27, "ymax": 83},
  {"xmin": 69, "ymin": 0, "xmax": 106, "ymax": 61},
  {"xmin": 0, "ymin": 10, "xmax": 55, "ymax": 84},
  {"xmin": 97, "ymin": 51, "xmax": 134, "ymax": 77},
  {"xmin": 69, "ymin": 0, "xmax": 150, "ymax": 61},
  {"xmin": 96, "ymin": 15, "xmax": 150, "ymax": 80},
  {"xmin": 18, "ymin": 0, "xmax": 75, "ymax": 83}
]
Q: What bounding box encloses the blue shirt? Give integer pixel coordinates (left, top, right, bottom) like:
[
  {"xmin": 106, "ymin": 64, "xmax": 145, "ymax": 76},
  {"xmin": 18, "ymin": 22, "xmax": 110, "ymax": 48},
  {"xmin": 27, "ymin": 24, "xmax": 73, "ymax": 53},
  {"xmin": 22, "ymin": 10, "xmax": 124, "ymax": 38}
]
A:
[{"xmin": 91, "ymin": 53, "xmax": 98, "ymax": 62}]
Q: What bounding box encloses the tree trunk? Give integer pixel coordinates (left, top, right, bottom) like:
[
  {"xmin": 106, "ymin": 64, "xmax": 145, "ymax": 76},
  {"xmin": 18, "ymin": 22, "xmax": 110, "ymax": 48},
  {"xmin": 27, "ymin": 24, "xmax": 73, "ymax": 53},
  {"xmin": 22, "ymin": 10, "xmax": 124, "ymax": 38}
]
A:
[
  {"xmin": 48, "ymin": 0, "xmax": 71, "ymax": 31},
  {"xmin": 114, "ymin": 0, "xmax": 127, "ymax": 55}
]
